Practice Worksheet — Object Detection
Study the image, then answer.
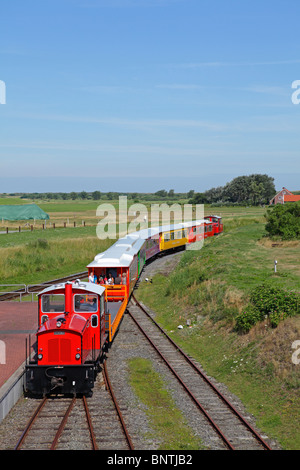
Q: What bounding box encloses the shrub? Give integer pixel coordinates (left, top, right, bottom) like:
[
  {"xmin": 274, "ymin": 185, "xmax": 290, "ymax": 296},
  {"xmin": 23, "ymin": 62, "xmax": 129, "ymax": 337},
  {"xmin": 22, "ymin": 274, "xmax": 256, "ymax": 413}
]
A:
[
  {"xmin": 269, "ymin": 310, "xmax": 288, "ymax": 328},
  {"xmin": 235, "ymin": 305, "xmax": 262, "ymax": 333},
  {"xmin": 250, "ymin": 284, "xmax": 299, "ymax": 318},
  {"xmin": 265, "ymin": 202, "xmax": 300, "ymax": 240},
  {"xmin": 235, "ymin": 284, "xmax": 299, "ymax": 332}
]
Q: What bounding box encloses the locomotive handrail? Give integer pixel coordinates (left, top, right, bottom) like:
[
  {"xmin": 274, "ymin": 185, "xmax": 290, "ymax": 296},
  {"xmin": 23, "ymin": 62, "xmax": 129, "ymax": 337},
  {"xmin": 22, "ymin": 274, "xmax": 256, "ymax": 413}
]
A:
[{"xmin": 105, "ymin": 312, "xmax": 112, "ymax": 342}]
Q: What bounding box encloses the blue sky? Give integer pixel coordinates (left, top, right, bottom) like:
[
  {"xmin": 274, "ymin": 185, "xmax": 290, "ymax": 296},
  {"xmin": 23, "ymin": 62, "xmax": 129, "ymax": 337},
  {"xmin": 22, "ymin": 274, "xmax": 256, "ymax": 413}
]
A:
[{"xmin": 0, "ymin": 0, "xmax": 300, "ymax": 193}]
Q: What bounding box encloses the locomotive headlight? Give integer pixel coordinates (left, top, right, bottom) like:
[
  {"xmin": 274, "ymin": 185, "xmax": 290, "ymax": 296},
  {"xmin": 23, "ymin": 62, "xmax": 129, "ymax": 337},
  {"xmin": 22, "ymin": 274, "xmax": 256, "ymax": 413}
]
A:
[
  {"xmin": 38, "ymin": 354, "xmax": 43, "ymax": 360},
  {"xmin": 75, "ymin": 353, "xmax": 81, "ymax": 360},
  {"xmin": 56, "ymin": 321, "xmax": 62, "ymax": 328}
]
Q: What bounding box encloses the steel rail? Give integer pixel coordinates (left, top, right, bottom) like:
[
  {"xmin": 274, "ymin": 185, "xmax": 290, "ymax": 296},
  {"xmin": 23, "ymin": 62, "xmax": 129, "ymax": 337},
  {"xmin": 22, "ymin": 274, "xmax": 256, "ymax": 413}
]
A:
[
  {"xmin": 82, "ymin": 396, "xmax": 98, "ymax": 451},
  {"xmin": 127, "ymin": 308, "xmax": 235, "ymax": 450},
  {"xmin": 50, "ymin": 397, "xmax": 76, "ymax": 450},
  {"xmin": 14, "ymin": 397, "xmax": 48, "ymax": 450},
  {"xmin": 103, "ymin": 361, "xmax": 134, "ymax": 450},
  {"xmin": 0, "ymin": 271, "xmax": 88, "ymax": 301},
  {"xmin": 50, "ymin": 397, "xmax": 98, "ymax": 450},
  {"xmin": 132, "ymin": 294, "xmax": 272, "ymax": 451}
]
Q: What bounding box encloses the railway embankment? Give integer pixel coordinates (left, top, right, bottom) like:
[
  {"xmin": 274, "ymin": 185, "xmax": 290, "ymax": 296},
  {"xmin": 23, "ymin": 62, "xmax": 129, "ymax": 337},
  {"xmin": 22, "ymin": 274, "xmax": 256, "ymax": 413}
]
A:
[{"xmin": 136, "ymin": 221, "xmax": 300, "ymax": 450}]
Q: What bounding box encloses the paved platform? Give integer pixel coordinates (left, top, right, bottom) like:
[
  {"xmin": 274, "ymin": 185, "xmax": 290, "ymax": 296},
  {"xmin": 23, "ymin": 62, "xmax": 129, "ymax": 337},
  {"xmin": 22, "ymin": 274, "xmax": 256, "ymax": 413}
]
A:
[{"xmin": 0, "ymin": 302, "xmax": 38, "ymax": 389}]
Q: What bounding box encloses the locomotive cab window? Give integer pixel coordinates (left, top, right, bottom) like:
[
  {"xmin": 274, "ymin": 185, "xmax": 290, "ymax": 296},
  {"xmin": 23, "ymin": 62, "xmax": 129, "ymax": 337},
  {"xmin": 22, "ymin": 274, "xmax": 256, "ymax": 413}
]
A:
[
  {"xmin": 74, "ymin": 294, "xmax": 98, "ymax": 312},
  {"xmin": 42, "ymin": 294, "xmax": 65, "ymax": 313},
  {"xmin": 41, "ymin": 315, "xmax": 48, "ymax": 324}
]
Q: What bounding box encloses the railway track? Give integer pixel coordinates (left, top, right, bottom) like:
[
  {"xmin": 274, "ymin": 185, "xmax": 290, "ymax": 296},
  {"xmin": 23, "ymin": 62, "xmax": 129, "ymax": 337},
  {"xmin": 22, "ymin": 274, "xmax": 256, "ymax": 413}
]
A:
[
  {"xmin": 0, "ymin": 271, "xmax": 88, "ymax": 301},
  {"xmin": 14, "ymin": 395, "xmax": 97, "ymax": 450},
  {"xmin": 127, "ymin": 294, "xmax": 272, "ymax": 451},
  {"xmin": 13, "ymin": 365, "xmax": 133, "ymax": 451}
]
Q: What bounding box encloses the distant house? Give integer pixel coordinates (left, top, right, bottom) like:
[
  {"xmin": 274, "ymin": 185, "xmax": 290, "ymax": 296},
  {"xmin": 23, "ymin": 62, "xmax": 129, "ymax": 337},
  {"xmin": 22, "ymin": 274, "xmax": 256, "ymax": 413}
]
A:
[{"xmin": 269, "ymin": 187, "xmax": 300, "ymax": 205}]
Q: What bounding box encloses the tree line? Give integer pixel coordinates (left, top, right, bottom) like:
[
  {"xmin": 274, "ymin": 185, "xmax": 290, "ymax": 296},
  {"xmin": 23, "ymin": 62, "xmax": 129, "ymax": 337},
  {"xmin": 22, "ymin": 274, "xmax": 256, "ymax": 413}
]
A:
[
  {"xmin": 2, "ymin": 174, "xmax": 276, "ymax": 206},
  {"xmin": 189, "ymin": 174, "xmax": 276, "ymax": 206},
  {"xmin": 4, "ymin": 190, "xmax": 193, "ymax": 202}
]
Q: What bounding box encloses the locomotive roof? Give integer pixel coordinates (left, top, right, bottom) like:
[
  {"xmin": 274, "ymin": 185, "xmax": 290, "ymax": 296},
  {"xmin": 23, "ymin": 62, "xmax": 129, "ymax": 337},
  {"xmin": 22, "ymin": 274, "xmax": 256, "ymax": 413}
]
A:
[
  {"xmin": 87, "ymin": 219, "xmax": 206, "ymax": 269},
  {"xmin": 38, "ymin": 280, "xmax": 106, "ymax": 297}
]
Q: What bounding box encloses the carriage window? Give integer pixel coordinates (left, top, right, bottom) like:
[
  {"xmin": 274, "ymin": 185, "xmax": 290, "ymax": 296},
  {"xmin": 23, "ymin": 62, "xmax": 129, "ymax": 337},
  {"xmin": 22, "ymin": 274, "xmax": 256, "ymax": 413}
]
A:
[
  {"xmin": 74, "ymin": 294, "xmax": 98, "ymax": 312},
  {"xmin": 42, "ymin": 294, "xmax": 65, "ymax": 313},
  {"xmin": 164, "ymin": 232, "xmax": 170, "ymax": 241},
  {"xmin": 171, "ymin": 232, "xmax": 175, "ymax": 240}
]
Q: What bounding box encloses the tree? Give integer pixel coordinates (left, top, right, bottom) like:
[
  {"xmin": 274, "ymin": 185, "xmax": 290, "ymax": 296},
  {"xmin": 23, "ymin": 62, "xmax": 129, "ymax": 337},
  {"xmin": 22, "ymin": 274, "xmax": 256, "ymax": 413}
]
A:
[
  {"xmin": 79, "ymin": 191, "xmax": 88, "ymax": 199},
  {"xmin": 265, "ymin": 202, "xmax": 300, "ymax": 239},
  {"xmin": 189, "ymin": 192, "xmax": 208, "ymax": 204},
  {"xmin": 92, "ymin": 191, "xmax": 101, "ymax": 200},
  {"xmin": 189, "ymin": 174, "xmax": 276, "ymax": 206},
  {"xmin": 155, "ymin": 190, "xmax": 167, "ymax": 198},
  {"xmin": 250, "ymin": 181, "xmax": 264, "ymax": 205}
]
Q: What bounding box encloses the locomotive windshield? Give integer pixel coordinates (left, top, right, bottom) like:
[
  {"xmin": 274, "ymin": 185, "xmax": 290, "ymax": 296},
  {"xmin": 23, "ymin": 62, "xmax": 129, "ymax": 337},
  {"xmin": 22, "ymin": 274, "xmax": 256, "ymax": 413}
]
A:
[
  {"xmin": 41, "ymin": 294, "xmax": 65, "ymax": 313},
  {"xmin": 74, "ymin": 294, "xmax": 98, "ymax": 312}
]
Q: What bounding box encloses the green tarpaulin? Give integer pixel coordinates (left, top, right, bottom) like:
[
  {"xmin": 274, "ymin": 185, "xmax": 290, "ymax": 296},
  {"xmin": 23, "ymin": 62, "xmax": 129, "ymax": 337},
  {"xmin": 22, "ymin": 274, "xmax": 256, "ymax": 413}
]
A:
[{"xmin": 0, "ymin": 204, "xmax": 50, "ymax": 221}]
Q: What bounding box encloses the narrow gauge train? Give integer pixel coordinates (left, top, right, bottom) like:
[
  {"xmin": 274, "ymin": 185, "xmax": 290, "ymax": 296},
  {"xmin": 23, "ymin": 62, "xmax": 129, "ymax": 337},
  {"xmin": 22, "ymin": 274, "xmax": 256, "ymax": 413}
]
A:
[{"xmin": 25, "ymin": 217, "xmax": 222, "ymax": 396}]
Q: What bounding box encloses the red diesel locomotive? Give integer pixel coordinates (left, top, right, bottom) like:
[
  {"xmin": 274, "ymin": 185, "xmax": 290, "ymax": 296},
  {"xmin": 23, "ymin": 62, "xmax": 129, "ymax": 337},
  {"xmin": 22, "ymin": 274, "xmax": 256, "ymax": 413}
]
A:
[{"xmin": 26, "ymin": 280, "xmax": 106, "ymax": 396}]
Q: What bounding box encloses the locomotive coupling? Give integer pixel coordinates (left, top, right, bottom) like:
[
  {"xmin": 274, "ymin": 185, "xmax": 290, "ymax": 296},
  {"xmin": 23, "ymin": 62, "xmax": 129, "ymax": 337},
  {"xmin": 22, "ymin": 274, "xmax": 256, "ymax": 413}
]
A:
[{"xmin": 51, "ymin": 376, "xmax": 65, "ymax": 389}]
